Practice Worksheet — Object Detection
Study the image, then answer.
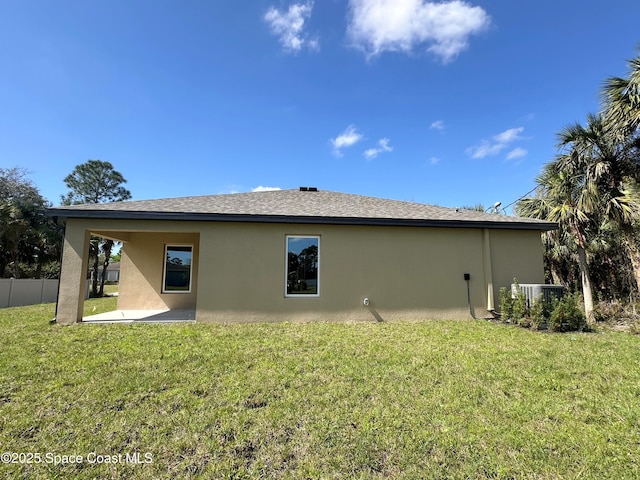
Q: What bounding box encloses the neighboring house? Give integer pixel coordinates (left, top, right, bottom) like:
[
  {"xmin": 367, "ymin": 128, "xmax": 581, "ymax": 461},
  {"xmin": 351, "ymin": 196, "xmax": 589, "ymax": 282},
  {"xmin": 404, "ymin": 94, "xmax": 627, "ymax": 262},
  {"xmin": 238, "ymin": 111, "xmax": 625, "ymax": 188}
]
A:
[
  {"xmin": 47, "ymin": 188, "xmax": 556, "ymax": 325},
  {"xmin": 105, "ymin": 262, "xmax": 120, "ymax": 283},
  {"xmin": 93, "ymin": 262, "xmax": 120, "ymax": 283}
]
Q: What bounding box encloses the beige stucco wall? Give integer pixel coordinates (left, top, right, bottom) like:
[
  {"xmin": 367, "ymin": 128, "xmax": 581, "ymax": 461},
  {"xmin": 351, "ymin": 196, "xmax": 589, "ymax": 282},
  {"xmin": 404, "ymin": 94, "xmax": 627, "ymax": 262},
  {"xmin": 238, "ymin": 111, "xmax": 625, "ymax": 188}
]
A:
[
  {"xmin": 489, "ymin": 229, "xmax": 546, "ymax": 298},
  {"xmin": 55, "ymin": 217, "xmax": 545, "ymax": 324},
  {"xmin": 118, "ymin": 231, "xmax": 199, "ymax": 310},
  {"xmin": 197, "ymin": 223, "xmax": 488, "ymax": 322}
]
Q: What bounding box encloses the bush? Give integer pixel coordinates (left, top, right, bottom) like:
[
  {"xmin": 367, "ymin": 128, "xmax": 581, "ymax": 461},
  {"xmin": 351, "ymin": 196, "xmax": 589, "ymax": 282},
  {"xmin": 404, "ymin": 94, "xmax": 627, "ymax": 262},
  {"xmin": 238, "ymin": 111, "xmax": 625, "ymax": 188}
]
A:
[
  {"xmin": 593, "ymin": 302, "xmax": 625, "ymax": 323},
  {"xmin": 499, "ymin": 279, "xmax": 589, "ymax": 333},
  {"xmin": 629, "ymin": 320, "xmax": 640, "ymax": 335},
  {"xmin": 549, "ymin": 294, "xmax": 587, "ymax": 332},
  {"xmin": 594, "ymin": 301, "xmax": 639, "ymax": 323},
  {"xmin": 499, "ymin": 287, "xmax": 513, "ymax": 322},
  {"xmin": 593, "ymin": 301, "xmax": 640, "ymax": 334},
  {"xmin": 511, "ymin": 280, "xmax": 527, "ymax": 323},
  {"xmin": 3, "ymin": 260, "xmax": 60, "ymax": 279},
  {"xmin": 529, "ymin": 295, "xmax": 545, "ymax": 330},
  {"xmin": 499, "ymin": 282, "xmax": 545, "ymax": 328}
]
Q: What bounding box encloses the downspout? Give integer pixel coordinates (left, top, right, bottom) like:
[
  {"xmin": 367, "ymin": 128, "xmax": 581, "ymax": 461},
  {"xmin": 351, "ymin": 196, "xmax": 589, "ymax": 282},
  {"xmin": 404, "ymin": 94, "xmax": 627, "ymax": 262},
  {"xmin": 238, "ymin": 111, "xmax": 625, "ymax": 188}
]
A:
[{"xmin": 483, "ymin": 228, "xmax": 497, "ymax": 316}]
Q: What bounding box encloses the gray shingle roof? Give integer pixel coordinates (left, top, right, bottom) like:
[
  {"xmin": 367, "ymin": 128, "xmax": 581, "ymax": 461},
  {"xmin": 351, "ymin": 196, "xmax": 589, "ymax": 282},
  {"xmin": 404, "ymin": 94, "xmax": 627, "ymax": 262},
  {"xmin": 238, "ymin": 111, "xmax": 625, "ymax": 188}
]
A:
[{"xmin": 47, "ymin": 188, "xmax": 556, "ymax": 230}]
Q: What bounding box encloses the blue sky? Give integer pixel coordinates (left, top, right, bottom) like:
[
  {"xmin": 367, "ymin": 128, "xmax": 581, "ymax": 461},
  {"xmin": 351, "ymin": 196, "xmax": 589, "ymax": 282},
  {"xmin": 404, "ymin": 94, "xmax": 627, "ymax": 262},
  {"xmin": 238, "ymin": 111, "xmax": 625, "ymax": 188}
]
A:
[{"xmin": 2, "ymin": 1, "xmax": 639, "ymax": 212}]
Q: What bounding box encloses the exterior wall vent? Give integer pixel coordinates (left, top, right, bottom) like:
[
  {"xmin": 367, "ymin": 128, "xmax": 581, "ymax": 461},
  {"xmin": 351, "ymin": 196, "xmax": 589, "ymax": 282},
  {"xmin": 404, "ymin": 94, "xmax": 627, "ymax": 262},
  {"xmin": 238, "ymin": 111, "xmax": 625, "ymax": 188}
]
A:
[{"xmin": 512, "ymin": 283, "xmax": 566, "ymax": 307}]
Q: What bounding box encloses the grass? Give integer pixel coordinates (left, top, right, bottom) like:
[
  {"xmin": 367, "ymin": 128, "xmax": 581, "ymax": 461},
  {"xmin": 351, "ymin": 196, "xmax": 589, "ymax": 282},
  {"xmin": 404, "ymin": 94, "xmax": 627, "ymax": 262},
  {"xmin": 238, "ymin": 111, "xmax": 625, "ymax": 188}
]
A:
[
  {"xmin": 1, "ymin": 299, "xmax": 640, "ymax": 479},
  {"xmin": 102, "ymin": 284, "xmax": 119, "ymax": 295}
]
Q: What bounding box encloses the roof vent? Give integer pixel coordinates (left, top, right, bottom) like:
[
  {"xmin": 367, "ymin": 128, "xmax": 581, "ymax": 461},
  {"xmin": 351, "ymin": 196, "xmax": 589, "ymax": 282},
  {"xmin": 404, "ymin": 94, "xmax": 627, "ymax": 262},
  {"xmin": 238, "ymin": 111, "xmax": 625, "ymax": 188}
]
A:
[{"xmin": 299, "ymin": 187, "xmax": 318, "ymax": 192}]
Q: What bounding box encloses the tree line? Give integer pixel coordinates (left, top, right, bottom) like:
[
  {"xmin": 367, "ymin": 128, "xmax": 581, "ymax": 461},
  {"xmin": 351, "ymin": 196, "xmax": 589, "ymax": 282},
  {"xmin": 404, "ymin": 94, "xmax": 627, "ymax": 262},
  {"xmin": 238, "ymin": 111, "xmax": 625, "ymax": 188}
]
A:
[
  {"xmin": 516, "ymin": 50, "xmax": 640, "ymax": 324},
  {"xmin": 0, "ymin": 160, "xmax": 130, "ymax": 297}
]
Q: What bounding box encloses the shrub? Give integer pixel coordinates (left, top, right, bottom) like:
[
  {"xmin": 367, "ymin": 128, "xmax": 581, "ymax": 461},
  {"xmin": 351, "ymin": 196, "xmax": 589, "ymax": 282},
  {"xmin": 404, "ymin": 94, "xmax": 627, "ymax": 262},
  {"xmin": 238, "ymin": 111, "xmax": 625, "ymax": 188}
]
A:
[
  {"xmin": 499, "ymin": 287, "xmax": 513, "ymax": 322},
  {"xmin": 629, "ymin": 320, "xmax": 640, "ymax": 335},
  {"xmin": 511, "ymin": 280, "xmax": 528, "ymax": 323},
  {"xmin": 549, "ymin": 294, "xmax": 587, "ymax": 332},
  {"xmin": 593, "ymin": 302, "xmax": 627, "ymax": 323},
  {"xmin": 529, "ymin": 295, "xmax": 545, "ymax": 330},
  {"xmin": 593, "ymin": 301, "xmax": 640, "ymax": 324}
]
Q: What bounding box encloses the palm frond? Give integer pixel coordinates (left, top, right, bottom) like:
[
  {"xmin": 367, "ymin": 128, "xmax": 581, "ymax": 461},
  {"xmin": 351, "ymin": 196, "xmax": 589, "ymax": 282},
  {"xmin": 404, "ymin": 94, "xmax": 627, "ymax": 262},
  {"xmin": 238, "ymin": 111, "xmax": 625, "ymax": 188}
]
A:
[{"xmin": 601, "ymin": 52, "xmax": 640, "ymax": 135}]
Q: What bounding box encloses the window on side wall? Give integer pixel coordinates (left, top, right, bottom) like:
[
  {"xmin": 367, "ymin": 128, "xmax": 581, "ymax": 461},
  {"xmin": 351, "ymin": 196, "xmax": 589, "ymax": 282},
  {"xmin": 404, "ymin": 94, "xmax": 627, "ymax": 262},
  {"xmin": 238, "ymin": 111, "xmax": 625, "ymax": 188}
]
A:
[
  {"xmin": 163, "ymin": 245, "xmax": 193, "ymax": 293},
  {"xmin": 286, "ymin": 236, "xmax": 319, "ymax": 297}
]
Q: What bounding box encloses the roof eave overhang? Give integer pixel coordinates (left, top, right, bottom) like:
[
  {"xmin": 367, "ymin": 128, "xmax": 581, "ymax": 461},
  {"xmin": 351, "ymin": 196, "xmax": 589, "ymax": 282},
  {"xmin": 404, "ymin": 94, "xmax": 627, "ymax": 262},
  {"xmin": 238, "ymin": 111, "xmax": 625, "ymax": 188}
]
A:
[{"xmin": 46, "ymin": 208, "xmax": 558, "ymax": 231}]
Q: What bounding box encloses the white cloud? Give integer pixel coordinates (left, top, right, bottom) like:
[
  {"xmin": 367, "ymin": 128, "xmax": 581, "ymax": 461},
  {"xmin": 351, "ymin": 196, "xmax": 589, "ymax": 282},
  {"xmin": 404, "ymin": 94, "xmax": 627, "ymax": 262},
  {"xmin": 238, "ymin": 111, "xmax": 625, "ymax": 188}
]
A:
[
  {"xmin": 430, "ymin": 120, "xmax": 445, "ymax": 130},
  {"xmin": 252, "ymin": 186, "xmax": 282, "ymax": 192},
  {"xmin": 466, "ymin": 141, "xmax": 504, "ymax": 159},
  {"xmin": 347, "ymin": 0, "xmax": 491, "ymax": 62},
  {"xmin": 429, "ymin": 156, "xmax": 441, "ymax": 165},
  {"xmin": 363, "ymin": 138, "xmax": 393, "ymax": 159},
  {"xmin": 506, "ymin": 147, "xmax": 527, "ymax": 161},
  {"xmin": 493, "ymin": 127, "xmax": 524, "ymax": 144},
  {"xmin": 331, "ymin": 124, "xmax": 363, "ymax": 156},
  {"xmin": 466, "ymin": 127, "xmax": 524, "ymax": 159},
  {"xmin": 264, "ymin": 2, "xmax": 317, "ymax": 53}
]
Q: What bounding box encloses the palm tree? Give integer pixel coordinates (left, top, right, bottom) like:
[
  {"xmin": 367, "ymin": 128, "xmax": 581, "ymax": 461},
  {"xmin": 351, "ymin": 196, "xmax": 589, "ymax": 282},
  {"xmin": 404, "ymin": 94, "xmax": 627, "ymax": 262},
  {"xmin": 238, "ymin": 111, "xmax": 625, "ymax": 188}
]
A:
[
  {"xmin": 601, "ymin": 51, "xmax": 640, "ymax": 297},
  {"xmin": 98, "ymin": 239, "xmax": 118, "ymax": 296},
  {"xmin": 0, "ymin": 202, "xmax": 27, "ymax": 278},
  {"xmin": 540, "ymin": 227, "xmax": 574, "ymax": 287},
  {"xmin": 556, "ymin": 113, "xmax": 640, "ymax": 295},
  {"xmin": 602, "ymin": 51, "xmax": 640, "ymax": 137},
  {"xmin": 517, "ymin": 160, "xmax": 598, "ymax": 323},
  {"xmin": 588, "ymin": 220, "xmax": 636, "ymax": 300}
]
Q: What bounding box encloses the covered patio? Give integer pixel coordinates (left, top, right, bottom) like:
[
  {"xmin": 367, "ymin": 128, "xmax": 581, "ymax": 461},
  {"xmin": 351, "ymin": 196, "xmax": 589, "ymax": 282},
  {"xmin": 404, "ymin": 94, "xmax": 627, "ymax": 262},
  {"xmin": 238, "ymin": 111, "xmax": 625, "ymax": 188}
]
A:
[{"xmin": 49, "ymin": 217, "xmax": 200, "ymax": 325}]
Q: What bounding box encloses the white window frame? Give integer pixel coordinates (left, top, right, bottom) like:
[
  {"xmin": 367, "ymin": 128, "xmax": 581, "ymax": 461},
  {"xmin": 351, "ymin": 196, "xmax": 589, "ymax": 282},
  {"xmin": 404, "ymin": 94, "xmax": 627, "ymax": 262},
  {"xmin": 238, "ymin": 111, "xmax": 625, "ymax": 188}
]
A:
[
  {"xmin": 285, "ymin": 235, "xmax": 320, "ymax": 298},
  {"xmin": 162, "ymin": 244, "xmax": 193, "ymax": 294}
]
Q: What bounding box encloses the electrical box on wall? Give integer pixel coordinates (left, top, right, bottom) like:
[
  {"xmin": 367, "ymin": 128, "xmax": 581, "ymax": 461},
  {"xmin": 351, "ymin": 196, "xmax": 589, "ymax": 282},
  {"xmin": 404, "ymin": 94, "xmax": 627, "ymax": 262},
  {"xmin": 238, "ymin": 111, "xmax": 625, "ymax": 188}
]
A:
[{"xmin": 464, "ymin": 273, "xmax": 470, "ymax": 281}]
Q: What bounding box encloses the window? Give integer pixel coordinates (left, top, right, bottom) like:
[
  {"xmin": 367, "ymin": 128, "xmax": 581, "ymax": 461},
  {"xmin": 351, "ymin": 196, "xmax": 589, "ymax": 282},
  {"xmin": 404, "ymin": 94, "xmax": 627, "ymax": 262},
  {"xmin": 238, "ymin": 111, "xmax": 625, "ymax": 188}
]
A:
[
  {"xmin": 163, "ymin": 245, "xmax": 193, "ymax": 293},
  {"xmin": 286, "ymin": 236, "xmax": 319, "ymax": 297}
]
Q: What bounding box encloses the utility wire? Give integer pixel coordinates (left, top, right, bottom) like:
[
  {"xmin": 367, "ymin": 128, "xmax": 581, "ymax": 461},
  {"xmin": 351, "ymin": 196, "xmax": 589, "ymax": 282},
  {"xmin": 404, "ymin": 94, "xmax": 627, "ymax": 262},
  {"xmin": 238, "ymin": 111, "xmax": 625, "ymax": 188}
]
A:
[{"xmin": 502, "ymin": 185, "xmax": 538, "ymax": 213}]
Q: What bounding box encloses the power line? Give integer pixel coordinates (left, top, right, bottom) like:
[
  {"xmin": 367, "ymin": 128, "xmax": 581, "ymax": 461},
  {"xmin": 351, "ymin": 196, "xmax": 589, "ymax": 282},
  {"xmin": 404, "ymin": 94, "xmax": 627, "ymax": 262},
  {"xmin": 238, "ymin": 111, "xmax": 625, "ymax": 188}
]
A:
[{"xmin": 502, "ymin": 185, "xmax": 538, "ymax": 212}]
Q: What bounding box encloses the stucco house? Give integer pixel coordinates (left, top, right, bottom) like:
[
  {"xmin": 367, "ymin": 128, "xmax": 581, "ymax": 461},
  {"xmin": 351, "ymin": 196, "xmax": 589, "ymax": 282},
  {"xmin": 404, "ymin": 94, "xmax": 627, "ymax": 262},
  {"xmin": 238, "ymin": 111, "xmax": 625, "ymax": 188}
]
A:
[{"xmin": 47, "ymin": 188, "xmax": 556, "ymax": 325}]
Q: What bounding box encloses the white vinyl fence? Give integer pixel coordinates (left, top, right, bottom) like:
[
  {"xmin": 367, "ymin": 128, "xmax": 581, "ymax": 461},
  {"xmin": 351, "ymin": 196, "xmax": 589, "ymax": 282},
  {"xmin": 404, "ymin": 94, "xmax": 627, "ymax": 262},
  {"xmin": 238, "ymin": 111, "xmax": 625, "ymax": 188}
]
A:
[{"xmin": 0, "ymin": 279, "xmax": 59, "ymax": 308}]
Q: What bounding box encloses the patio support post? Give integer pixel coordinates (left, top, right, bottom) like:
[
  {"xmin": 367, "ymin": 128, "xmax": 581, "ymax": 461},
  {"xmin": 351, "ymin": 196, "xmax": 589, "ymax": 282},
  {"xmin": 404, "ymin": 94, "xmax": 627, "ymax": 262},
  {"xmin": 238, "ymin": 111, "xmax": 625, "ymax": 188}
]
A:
[{"xmin": 56, "ymin": 224, "xmax": 91, "ymax": 325}]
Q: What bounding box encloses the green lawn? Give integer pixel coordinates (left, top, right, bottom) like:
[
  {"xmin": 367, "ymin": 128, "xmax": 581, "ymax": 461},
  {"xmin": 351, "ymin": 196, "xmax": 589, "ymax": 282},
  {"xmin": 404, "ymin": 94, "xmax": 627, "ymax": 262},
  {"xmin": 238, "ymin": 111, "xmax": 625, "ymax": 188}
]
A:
[
  {"xmin": 102, "ymin": 284, "xmax": 119, "ymax": 295},
  {"xmin": 1, "ymin": 300, "xmax": 639, "ymax": 479}
]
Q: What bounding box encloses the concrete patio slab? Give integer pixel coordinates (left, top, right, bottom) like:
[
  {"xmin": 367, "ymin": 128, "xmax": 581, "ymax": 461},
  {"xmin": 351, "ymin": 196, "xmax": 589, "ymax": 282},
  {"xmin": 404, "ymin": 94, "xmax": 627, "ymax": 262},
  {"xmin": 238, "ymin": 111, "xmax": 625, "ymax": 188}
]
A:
[{"xmin": 82, "ymin": 309, "xmax": 196, "ymax": 323}]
